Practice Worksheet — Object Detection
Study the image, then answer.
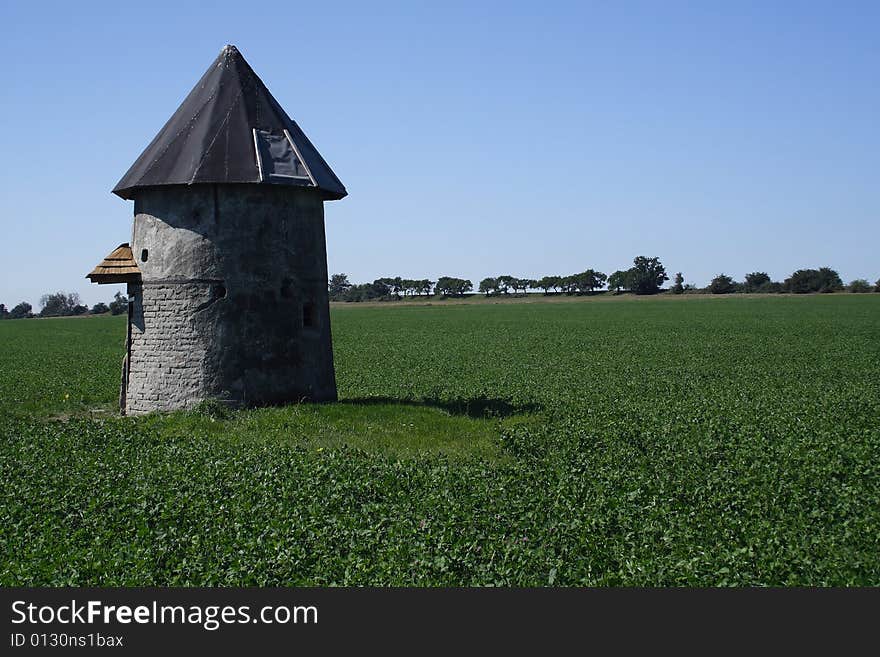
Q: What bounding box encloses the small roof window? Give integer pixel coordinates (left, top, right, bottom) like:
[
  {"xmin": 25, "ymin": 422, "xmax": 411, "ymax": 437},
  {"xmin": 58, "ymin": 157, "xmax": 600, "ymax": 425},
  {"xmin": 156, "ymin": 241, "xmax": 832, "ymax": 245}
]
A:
[{"xmin": 253, "ymin": 129, "xmax": 314, "ymax": 184}]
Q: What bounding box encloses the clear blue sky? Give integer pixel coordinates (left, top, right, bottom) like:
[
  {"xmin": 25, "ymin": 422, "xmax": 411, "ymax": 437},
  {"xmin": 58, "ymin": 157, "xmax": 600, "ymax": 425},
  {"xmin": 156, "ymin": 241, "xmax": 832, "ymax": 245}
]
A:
[{"xmin": 1, "ymin": 0, "xmax": 877, "ymax": 309}]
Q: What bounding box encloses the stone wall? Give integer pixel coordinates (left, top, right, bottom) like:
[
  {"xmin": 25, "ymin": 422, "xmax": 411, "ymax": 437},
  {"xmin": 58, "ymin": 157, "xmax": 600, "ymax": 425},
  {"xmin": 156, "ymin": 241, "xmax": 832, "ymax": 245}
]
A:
[
  {"xmin": 123, "ymin": 184, "xmax": 337, "ymax": 414},
  {"xmin": 125, "ymin": 282, "xmax": 215, "ymax": 413}
]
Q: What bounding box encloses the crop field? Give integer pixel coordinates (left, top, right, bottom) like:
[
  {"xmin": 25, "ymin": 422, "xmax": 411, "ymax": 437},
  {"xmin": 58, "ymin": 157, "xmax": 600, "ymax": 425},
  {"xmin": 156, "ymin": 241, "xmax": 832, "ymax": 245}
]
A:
[{"xmin": 1, "ymin": 295, "xmax": 879, "ymax": 585}]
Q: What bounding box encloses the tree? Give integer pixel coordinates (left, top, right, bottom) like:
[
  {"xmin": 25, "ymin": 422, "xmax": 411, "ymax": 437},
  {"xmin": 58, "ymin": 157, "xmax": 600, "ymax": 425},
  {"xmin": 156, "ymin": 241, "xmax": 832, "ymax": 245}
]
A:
[
  {"xmin": 39, "ymin": 292, "xmax": 62, "ymax": 316},
  {"xmin": 709, "ymin": 273, "xmax": 737, "ymax": 294},
  {"xmin": 671, "ymin": 272, "xmax": 684, "ymax": 294},
  {"xmin": 342, "ymin": 282, "xmax": 381, "ymax": 302},
  {"xmin": 91, "ymin": 302, "xmax": 110, "ymax": 314},
  {"xmin": 628, "ymin": 256, "xmax": 668, "ymax": 295},
  {"xmin": 756, "ymin": 281, "xmax": 783, "ymax": 293},
  {"xmin": 479, "ymin": 277, "xmax": 498, "ymax": 296},
  {"xmin": 0, "ymin": 304, "xmax": 7, "ymax": 319},
  {"xmin": 391, "ymin": 276, "xmax": 404, "ymax": 298},
  {"xmin": 570, "ymin": 273, "xmax": 586, "ymax": 293},
  {"xmin": 9, "ymin": 302, "xmax": 32, "ymax": 319},
  {"xmin": 848, "ymin": 279, "xmax": 872, "ymax": 293},
  {"xmin": 511, "ymin": 278, "xmax": 533, "ymax": 296},
  {"xmin": 784, "ymin": 270, "xmax": 812, "ymax": 294},
  {"xmin": 495, "ymin": 275, "xmax": 515, "ymax": 295},
  {"xmin": 39, "ymin": 291, "xmax": 82, "ymax": 317},
  {"xmin": 584, "ymin": 270, "xmax": 607, "ymax": 293},
  {"xmin": 607, "ymin": 270, "xmax": 628, "ymax": 294},
  {"xmin": 784, "ymin": 268, "xmax": 844, "ymax": 294},
  {"xmin": 71, "ymin": 304, "xmax": 88, "ymax": 315},
  {"xmin": 535, "ymin": 276, "xmax": 560, "ymax": 294},
  {"xmin": 415, "ymin": 279, "xmax": 434, "ymax": 296},
  {"xmin": 567, "ymin": 270, "xmax": 606, "ymax": 294},
  {"xmin": 371, "ymin": 279, "xmax": 394, "ymax": 299},
  {"xmin": 814, "ymin": 267, "xmax": 842, "ymax": 293},
  {"xmin": 435, "ymin": 277, "xmax": 472, "ymax": 297},
  {"xmin": 328, "ymin": 273, "xmax": 352, "ymax": 300},
  {"xmin": 744, "ymin": 272, "xmax": 771, "ymax": 292},
  {"xmin": 373, "ymin": 277, "xmax": 411, "ymax": 299},
  {"xmin": 341, "ymin": 284, "xmax": 366, "ymax": 302},
  {"xmin": 876, "ymin": 279, "xmax": 880, "ymax": 293},
  {"xmin": 109, "ymin": 292, "xmax": 128, "ymax": 315},
  {"xmin": 400, "ymin": 279, "xmax": 421, "ymax": 297}
]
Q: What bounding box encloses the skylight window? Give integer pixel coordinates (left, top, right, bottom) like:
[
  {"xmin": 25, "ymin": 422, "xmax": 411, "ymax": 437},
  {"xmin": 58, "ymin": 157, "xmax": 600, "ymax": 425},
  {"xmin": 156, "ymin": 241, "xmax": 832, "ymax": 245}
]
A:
[{"xmin": 253, "ymin": 129, "xmax": 314, "ymax": 183}]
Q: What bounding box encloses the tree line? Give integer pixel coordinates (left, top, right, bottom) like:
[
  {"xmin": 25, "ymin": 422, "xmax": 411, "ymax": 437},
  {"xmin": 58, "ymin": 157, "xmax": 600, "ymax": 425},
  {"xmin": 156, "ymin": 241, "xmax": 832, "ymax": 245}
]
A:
[
  {"xmin": 3, "ymin": 262, "xmax": 878, "ymax": 318},
  {"xmin": 700, "ymin": 269, "xmax": 878, "ymax": 295},
  {"xmin": 0, "ymin": 292, "xmax": 128, "ymax": 320},
  {"xmin": 328, "ymin": 257, "xmax": 879, "ymax": 302},
  {"xmin": 328, "ymin": 274, "xmax": 474, "ymax": 302}
]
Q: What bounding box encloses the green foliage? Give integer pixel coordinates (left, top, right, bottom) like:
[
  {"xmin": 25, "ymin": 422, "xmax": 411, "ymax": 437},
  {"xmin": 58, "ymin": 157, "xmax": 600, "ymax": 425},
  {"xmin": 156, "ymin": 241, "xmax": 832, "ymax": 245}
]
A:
[
  {"xmin": 535, "ymin": 276, "xmax": 561, "ymax": 294},
  {"xmin": 328, "ymin": 273, "xmax": 353, "ymax": 300},
  {"xmin": 570, "ymin": 270, "xmax": 607, "ymax": 293},
  {"xmin": 479, "ymin": 277, "xmax": 498, "ymax": 296},
  {"xmin": 848, "ymin": 279, "xmax": 872, "ymax": 293},
  {"xmin": 408, "ymin": 279, "xmax": 434, "ymax": 297},
  {"xmin": 480, "ymin": 277, "xmax": 536, "ymax": 297},
  {"xmin": 334, "ymin": 267, "xmax": 609, "ymax": 302},
  {"xmin": 9, "ymin": 301, "xmax": 33, "ymax": 319},
  {"xmin": 434, "ymin": 277, "xmax": 473, "ymax": 297},
  {"xmin": 191, "ymin": 398, "xmax": 236, "ymax": 421},
  {"xmin": 755, "ymin": 281, "xmax": 783, "ymax": 294},
  {"xmin": 607, "ymin": 270, "xmax": 628, "ymax": 294},
  {"xmin": 744, "ymin": 272, "xmax": 771, "ymax": 292},
  {"xmin": 0, "ymin": 315, "xmax": 121, "ymax": 417},
  {"xmin": 709, "ymin": 273, "xmax": 737, "ymax": 295},
  {"xmin": 784, "ymin": 268, "xmax": 844, "ymax": 294},
  {"xmin": 513, "ymin": 278, "xmax": 534, "ymax": 295},
  {"xmin": 372, "ymin": 278, "xmax": 397, "ymax": 298},
  {"xmin": 670, "ymin": 272, "xmax": 684, "ymax": 295},
  {"xmin": 109, "ymin": 291, "xmax": 128, "ymax": 315},
  {"xmin": 39, "ymin": 292, "xmax": 82, "ymax": 318},
  {"xmin": 2, "ymin": 296, "xmax": 880, "ymax": 586},
  {"xmin": 495, "ymin": 275, "xmax": 514, "ymax": 294},
  {"xmin": 331, "ymin": 275, "xmax": 436, "ymax": 302},
  {"xmin": 627, "ymin": 256, "xmax": 668, "ymax": 295},
  {"xmin": 341, "ymin": 281, "xmax": 387, "ymax": 302},
  {"xmin": 91, "ymin": 302, "xmax": 110, "ymax": 314},
  {"xmin": 555, "ymin": 270, "xmax": 607, "ymax": 295}
]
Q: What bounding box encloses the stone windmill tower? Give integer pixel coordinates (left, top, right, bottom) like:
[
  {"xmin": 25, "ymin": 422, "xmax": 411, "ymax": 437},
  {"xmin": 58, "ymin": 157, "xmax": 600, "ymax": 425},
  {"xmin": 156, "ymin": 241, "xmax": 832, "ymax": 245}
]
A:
[{"xmin": 88, "ymin": 45, "xmax": 346, "ymax": 414}]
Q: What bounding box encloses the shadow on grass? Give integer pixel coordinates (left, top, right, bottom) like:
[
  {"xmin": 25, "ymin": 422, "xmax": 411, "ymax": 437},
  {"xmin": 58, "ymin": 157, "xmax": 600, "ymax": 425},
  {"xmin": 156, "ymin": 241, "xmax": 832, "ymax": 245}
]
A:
[{"xmin": 338, "ymin": 395, "xmax": 542, "ymax": 419}]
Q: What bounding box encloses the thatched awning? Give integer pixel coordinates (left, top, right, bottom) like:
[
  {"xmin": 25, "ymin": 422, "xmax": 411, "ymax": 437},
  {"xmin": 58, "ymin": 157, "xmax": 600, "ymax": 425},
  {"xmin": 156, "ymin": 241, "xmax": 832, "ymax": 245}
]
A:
[{"xmin": 87, "ymin": 243, "xmax": 141, "ymax": 284}]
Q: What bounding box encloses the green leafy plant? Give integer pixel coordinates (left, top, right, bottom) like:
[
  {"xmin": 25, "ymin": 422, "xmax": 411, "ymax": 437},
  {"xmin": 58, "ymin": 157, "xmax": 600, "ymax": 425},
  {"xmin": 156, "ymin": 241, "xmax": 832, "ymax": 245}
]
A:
[{"xmin": 2, "ymin": 295, "xmax": 879, "ymax": 586}]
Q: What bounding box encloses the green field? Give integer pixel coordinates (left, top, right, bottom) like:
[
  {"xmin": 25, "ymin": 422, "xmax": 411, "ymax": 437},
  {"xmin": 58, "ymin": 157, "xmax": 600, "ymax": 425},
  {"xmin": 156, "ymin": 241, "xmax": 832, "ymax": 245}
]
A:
[{"xmin": 2, "ymin": 295, "xmax": 879, "ymax": 585}]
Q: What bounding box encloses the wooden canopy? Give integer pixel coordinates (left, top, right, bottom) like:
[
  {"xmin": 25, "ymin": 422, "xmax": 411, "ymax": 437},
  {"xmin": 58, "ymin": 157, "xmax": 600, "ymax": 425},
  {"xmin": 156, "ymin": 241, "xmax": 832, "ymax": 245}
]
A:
[{"xmin": 87, "ymin": 243, "xmax": 141, "ymax": 284}]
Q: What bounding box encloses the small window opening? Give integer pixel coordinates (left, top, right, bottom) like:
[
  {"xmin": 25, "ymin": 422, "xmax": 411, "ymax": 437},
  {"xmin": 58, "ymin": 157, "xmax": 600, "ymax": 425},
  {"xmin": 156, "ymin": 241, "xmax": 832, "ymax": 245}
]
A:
[
  {"xmin": 212, "ymin": 284, "xmax": 227, "ymax": 299},
  {"xmin": 302, "ymin": 302, "xmax": 316, "ymax": 328},
  {"xmin": 141, "ymin": 249, "xmax": 149, "ymax": 262},
  {"xmin": 280, "ymin": 279, "xmax": 293, "ymax": 299}
]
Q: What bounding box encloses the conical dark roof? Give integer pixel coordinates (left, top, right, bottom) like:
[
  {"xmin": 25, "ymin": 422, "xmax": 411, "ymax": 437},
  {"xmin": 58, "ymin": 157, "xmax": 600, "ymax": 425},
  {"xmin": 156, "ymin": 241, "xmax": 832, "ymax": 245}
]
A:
[{"xmin": 113, "ymin": 45, "xmax": 346, "ymax": 201}]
